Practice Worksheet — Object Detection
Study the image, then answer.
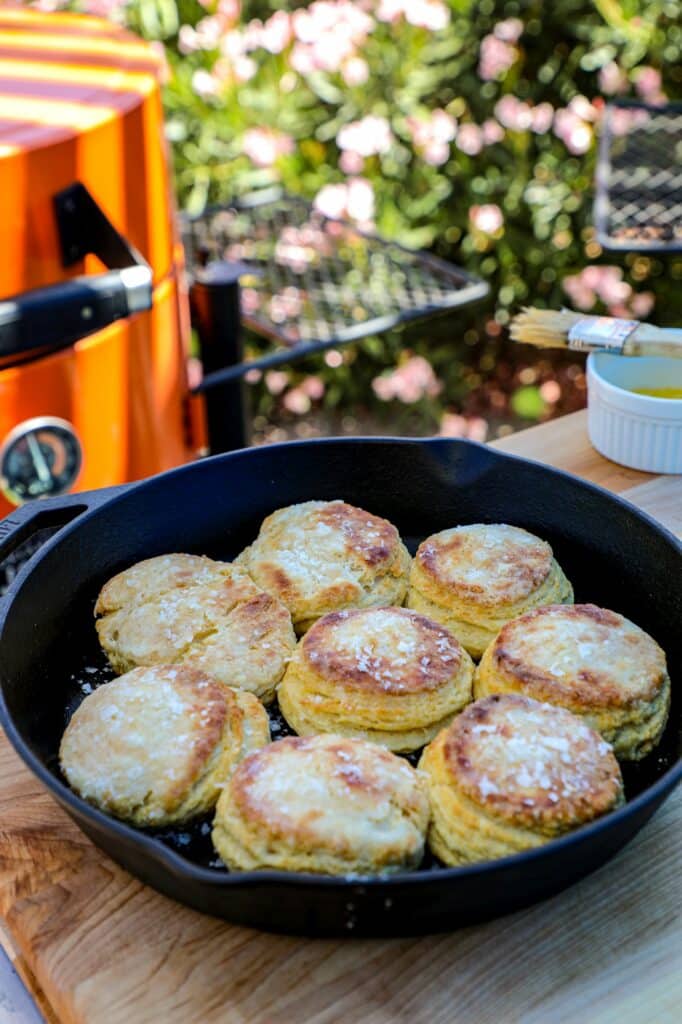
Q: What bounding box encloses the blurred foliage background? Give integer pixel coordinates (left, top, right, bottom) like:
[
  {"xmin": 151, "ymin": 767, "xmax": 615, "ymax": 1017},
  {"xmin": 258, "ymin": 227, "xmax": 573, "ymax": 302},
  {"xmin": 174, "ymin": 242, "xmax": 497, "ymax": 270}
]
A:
[{"xmin": 20, "ymin": 0, "xmax": 682, "ymax": 442}]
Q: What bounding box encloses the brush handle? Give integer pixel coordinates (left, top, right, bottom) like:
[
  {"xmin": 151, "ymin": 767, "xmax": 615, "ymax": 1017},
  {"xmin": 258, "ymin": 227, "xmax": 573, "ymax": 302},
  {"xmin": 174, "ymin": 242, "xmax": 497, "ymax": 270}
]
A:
[{"xmin": 623, "ymin": 325, "xmax": 682, "ymax": 358}]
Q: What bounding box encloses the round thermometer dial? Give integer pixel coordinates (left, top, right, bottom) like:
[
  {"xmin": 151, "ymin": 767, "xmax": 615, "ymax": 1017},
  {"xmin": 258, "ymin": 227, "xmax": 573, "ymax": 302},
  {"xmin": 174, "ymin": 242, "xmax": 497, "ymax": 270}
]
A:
[{"xmin": 0, "ymin": 417, "xmax": 83, "ymax": 505}]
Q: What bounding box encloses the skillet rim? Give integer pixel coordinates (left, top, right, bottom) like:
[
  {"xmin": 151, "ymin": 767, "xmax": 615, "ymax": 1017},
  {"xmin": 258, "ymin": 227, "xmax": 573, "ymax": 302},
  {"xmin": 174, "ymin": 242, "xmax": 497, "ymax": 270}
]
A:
[{"xmin": 0, "ymin": 434, "xmax": 679, "ymax": 890}]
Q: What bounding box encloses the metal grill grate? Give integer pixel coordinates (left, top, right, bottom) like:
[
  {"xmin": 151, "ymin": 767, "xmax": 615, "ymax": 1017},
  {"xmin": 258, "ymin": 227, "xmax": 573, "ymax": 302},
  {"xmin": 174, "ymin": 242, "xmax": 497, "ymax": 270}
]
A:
[
  {"xmin": 182, "ymin": 192, "xmax": 488, "ymax": 358},
  {"xmin": 595, "ymin": 101, "xmax": 682, "ymax": 253}
]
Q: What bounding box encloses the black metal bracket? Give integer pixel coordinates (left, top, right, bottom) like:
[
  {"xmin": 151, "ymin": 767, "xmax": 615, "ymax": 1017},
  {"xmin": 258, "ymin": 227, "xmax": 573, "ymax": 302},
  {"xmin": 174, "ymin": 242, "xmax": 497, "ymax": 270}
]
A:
[
  {"xmin": 189, "ymin": 261, "xmax": 252, "ymax": 453},
  {"xmin": 0, "ymin": 184, "xmax": 152, "ymax": 364},
  {"xmin": 53, "ymin": 182, "xmax": 150, "ymax": 271}
]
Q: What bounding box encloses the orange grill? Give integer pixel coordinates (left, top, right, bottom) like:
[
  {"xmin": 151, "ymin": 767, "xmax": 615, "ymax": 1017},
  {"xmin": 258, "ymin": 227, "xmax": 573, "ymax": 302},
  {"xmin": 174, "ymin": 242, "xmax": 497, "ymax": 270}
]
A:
[{"xmin": 0, "ymin": 7, "xmax": 203, "ymax": 515}]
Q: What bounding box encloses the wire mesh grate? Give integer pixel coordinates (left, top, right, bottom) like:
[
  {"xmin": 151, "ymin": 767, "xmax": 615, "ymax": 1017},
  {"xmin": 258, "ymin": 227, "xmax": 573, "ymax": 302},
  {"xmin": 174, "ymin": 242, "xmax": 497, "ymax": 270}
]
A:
[
  {"xmin": 182, "ymin": 192, "xmax": 488, "ymax": 356},
  {"xmin": 595, "ymin": 101, "xmax": 682, "ymax": 253}
]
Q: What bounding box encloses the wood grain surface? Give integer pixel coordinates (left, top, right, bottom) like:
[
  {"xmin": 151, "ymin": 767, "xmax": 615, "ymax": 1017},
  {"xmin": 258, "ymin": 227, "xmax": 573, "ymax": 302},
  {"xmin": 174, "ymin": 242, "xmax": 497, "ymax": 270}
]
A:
[{"xmin": 0, "ymin": 410, "xmax": 680, "ymax": 1024}]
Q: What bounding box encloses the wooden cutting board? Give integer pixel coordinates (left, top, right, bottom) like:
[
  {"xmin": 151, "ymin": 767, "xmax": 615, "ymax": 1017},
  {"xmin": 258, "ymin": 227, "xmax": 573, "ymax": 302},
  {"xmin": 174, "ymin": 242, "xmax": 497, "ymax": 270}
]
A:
[{"xmin": 1, "ymin": 411, "xmax": 680, "ymax": 1024}]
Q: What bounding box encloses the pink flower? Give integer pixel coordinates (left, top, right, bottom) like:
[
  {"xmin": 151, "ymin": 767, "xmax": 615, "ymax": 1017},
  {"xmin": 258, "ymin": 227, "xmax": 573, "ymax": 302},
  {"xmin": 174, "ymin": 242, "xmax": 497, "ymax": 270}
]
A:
[
  {"xmin": 290, "ymin": 43, "xmax": 316, "ymax": 74},
  {"xmin": 178, "ymin": 25, "xmax": 201, "ymax": 54},
  {"xmin": 265, "ymin": 371, "xmax": 289, "ymax": 395},
  {"xmin": 439, "ymin": 413, "xmax": 488, "ymax": 441},
  {"xmin": 430, "ymin": 109, "xmax": 457, "ymax": 142},
  {"xmin": 553, "ymin": 107, "xmax": 593, "ymax": 155},
  {"xmin": 242, "ymin": 129, "xmax": 294, "ymax": 168},
  {"xmin": 342, "ymin": 56, "xmax": 369, "ymax": 86},
  {"xmin": 346, "ymin": 177, "xmax": 375, "ymax": 222},
  {"xmin": 609, "ymin": 106, "xmax": 650, "ymax": 137},
  {"xmin": 568, "ymin": 95, "xmax": 598, "ymax": 122},
  {"xmin": 423, "ymin": 141, "xmax": 449, "ymax": 166},
  {"xmin": 311, "ymin": 32, "xmax": 355, "ymax": 72},
  {"xmin": 192, "ymin": 70, "xmax": 220, "ymax": 100},
  {"xmin": 407, "ymin": 2, "xmax": 450, "ymax": 31},
  {"xmin": 301, "ymin": 376, "xmax": 325, "ymax": 400},
  {"xmin": 470, "ymin": 204, "xmax": 504, "ymax": 234},
  {"xmin": 407, "ymin": 110, "xmax": 456, "ymax": 165},
  {"xmin": 529, "ymin": 102, "xmax": 554, "ymax": 134},
  {"xmin": 562, "ymin": 266, "xmax": 641, "ymax": 315},
  {"xmin": 539, "ymin": 380, "xmax": 561, "ymax": 404},
  {"xmin": 233, "ymin": 56, "xmax": 257, "ymax": 82},
  {"xmin": 314, "ymin": 178, "xmax": 375, "ymax": 225},
  {"xmin": 337, "ymin": 116, "xmax": 393, "ymax": 157},
  {"xmin": 494, "ymin": 18, "xmax": 523, "ymax": 43},
  {"xmin": 217, "ymin": 0, "xmax": 240, "ymax": 18},
  {"xmin": 79, "ymin": 0, "xmax": 129, "ymax": 17},
  {"xmin": 282, "ymin": 387, "xmax": 311, "ymax": 415},
  {"xmin": 314, "ymin": 183, "xmax": 348, "ymax": 220},
  {"xmin": 372, "ymin": 356, "xmax": 442, "ymax": 404},
  {"xmin": 191, "ymin": 16, "xmax": 224, "ymax": 51},
  {"xmin": 494, "ymin": 95, "xmax": 532, "ymax": 131},
  {"xmin": 599, "ymin": 62, "xmax": 627, "ymax": 96},
  {"xmin": 456, "ymin": 123, "xmax": 483, "ymax": 156},
  {"xmin": 481, "ymin": 119, "xmax": 505, "ymax": 144},
  {"xmin": 291, "ymin": 2, "xmax": 374, "ymax": 74},
  {"xmin": 376, "ymin": 0, "xmax": 405, "ymax": 21},
  {"xmin": 339, "ymin": 150, "xmax": 365, "ymax": 174},
  {"xmin": 629, "ymin": 291, "xmax": 655, "ymax": 318},
  {"xmin": 478, "ymin": 34, "xmax": 517, "ymax": 81},
  {"xmin": 633, "ymin": 66, "xmax": 667, "ymax": 105},
  {"xmin": 376, "ymin": 0, "xmax": 449, "ymax": 31},
  {"xmin": 270, "ymin": 288, "xmax": 304, "ymax": 323},
  {"xmin": 260, "ymin": 12, "xmax": 292, "ymax": 54}
]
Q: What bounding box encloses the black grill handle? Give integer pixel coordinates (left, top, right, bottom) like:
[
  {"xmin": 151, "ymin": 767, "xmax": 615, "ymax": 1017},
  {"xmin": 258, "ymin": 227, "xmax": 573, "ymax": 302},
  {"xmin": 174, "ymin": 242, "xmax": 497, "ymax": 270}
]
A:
[
  {"xmin": 0, "ymin": 267, "xmax": 153, "ymax": 360},
  {"xmin": 0, "ymin": 485, "xmax": 130, "ymax": 577}
]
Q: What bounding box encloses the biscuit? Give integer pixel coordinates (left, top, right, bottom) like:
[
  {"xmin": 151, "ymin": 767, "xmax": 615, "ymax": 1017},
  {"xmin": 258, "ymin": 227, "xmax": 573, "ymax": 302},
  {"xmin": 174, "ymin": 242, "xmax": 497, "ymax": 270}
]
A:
[
  {"xmin": 277, "ymin": 607, "xmax": 474, "ymax": 752},
  {"xmin": 95, "ymin": 554, "xmax": 296, "ymax": 703},
  {"xmin": 59, "ymin": 666, "xmax": 271, "ymax": 827},
  {"xmin": 234, "ymin": 500, "xmax": 411, "ymax": 634},
  {"xmin": 407, "ymin": 524, "xmax": 573, "ymax": 658},
  {"xmin": 419, "ymin": 694, "xmax": 624, "ymax": 866},
  {"xmin": 474, "ymin": 603, "xmax": 671, "ymax": 760},
  {"xmin": 212, "ymin": 734, "xmax": 430, "ymax": 875}
]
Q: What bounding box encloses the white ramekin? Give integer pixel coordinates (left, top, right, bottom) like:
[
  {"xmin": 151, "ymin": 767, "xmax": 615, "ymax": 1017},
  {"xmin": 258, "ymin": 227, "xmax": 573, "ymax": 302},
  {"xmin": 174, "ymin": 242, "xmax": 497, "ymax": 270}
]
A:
[{"xmin": 587, "ymin": 353, "xmax": 682, "ymax": 474}]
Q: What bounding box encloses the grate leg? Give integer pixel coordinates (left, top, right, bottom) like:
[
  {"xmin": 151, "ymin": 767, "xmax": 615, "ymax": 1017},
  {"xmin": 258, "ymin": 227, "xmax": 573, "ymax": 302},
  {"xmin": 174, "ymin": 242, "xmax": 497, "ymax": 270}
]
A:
[{"xmin": 189, "ymin": 262, "xmax": 251, "ymax": 452}]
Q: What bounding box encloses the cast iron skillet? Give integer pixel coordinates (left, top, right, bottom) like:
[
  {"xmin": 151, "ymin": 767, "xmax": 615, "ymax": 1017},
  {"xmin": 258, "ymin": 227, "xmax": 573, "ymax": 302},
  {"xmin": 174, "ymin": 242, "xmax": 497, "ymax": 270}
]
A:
[{"xmin": 0, "ymin": 438, "xmax": 679, "ymax": 937}]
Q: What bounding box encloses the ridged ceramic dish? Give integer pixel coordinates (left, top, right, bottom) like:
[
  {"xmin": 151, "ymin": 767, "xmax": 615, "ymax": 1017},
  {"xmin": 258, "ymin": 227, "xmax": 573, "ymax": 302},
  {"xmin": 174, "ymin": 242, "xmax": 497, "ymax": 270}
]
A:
[{"xmin": 587, "ymin": 353, "xmax": 682, "ymax": 473}]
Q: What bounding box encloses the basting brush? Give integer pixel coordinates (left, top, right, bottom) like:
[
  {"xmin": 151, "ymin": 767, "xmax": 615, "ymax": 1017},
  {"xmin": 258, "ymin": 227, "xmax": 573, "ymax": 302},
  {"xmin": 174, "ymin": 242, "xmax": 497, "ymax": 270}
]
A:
[{"xmin": 510, "ymin": 307, "xmax": 682, "ymax": 358}]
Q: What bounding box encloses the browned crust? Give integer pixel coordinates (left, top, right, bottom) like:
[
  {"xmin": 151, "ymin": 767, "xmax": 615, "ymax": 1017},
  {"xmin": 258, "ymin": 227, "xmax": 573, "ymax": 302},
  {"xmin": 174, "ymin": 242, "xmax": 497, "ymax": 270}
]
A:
[
  {"xmin": 230, "ymin": 735, "xmax": 414, "ymax": 843},
  {"xmin": 161, "ymin": 669, "xmax": 228, "ymax": 804},
  {"xmin": 415, "ymin": 526, "xmax": 552, "ymax": 604},
  {"xmin": 301, "ymin": 607, "xmax": 463, "ymax": 694},
  {"xmin": 441, "ymin": 694, "xmax": 623, "ymax": 830},
  {"xmin": 316, "ymin": 502, "xmax": 398, "ymax": 566},
  {"xmin": 256, "ymin": 567, "xmax": 359, "ymax": 614},
  {"xmin": 491, "ymin": 604, "xmax": 666, "ymax": 708}
]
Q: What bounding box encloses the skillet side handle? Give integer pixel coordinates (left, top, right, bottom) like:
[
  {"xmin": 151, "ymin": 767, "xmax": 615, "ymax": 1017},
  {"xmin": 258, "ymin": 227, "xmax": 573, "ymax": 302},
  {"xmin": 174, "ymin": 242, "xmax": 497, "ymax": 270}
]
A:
[{"xmin": 0, "ymin": 485, "xmax": 130, "ymax": 567}]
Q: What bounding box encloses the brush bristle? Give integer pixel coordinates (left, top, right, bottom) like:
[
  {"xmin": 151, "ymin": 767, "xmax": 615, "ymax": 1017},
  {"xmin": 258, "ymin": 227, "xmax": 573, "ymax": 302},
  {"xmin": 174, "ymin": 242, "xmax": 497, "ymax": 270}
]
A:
[{"xmin": 510, "ymin": 307, "xmax": 584, "ymax": 348}]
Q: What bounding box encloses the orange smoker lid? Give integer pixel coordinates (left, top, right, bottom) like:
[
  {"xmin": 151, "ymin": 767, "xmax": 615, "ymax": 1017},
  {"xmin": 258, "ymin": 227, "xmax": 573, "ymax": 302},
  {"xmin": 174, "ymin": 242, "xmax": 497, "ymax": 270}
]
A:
[
  {"xmin": 0, "ymin": 7, "xmax": 165, "ymax": 154},
  {"xmin": 0, "ymin": 8, "xmax": 176, "ymax": 294}
]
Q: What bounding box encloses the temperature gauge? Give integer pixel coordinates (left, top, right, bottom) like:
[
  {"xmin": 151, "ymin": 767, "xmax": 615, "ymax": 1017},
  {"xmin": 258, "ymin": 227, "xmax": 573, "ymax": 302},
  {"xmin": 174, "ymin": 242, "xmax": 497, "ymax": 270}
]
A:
[{"xmin": 0, "ymin": 417, "xmax": 82, "ymax": 505}]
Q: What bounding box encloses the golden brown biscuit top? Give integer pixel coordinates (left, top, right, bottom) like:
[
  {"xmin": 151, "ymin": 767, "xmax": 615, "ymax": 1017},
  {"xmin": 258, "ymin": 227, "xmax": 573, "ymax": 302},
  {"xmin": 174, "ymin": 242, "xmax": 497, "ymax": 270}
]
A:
[
  {"xmin": 95, "ymin": 554, "xmax": 252, "ymax": 616},
  {"xmin": 491, "ymin": 604, "xmax": 667, "ymax": 708},
  {"xmin": 230, "ymin": 734, "xmax": 428, "ymax": 852},
  {"xmin": 242, "ymin": 500, "xmax": 402, "ymax": 600},
  {"xmin": 95, "ymin": 554, "xmax": 288, "ymax": 668},
  {"xmin": 443, "ymin": 694, "xmax": 623, "ymax": 828},
  {"xmin": 60, "ymin": 667, "xmax": 228, "ymax": 821},
  {"xmin": 415, "ymin": 524, "xmax": 553, "ymax": 605},
  {"xmin": 302, "ymin": 607, "xmax": 464, "ymax": 694}
]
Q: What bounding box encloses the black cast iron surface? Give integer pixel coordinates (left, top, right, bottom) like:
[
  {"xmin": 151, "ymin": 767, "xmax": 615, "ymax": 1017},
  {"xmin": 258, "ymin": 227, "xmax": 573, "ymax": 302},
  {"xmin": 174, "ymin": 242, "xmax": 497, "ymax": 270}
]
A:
[{"xmin": 0, "ymin": 438, "xmax": 680, "ymax": 936}]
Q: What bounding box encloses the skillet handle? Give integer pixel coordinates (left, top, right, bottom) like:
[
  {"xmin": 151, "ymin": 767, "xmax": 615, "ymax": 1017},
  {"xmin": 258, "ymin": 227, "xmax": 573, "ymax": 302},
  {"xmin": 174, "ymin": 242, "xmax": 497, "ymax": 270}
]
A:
[{"xmin": 0, "ymin": 485, "xmax": 130, "ymax": 572}]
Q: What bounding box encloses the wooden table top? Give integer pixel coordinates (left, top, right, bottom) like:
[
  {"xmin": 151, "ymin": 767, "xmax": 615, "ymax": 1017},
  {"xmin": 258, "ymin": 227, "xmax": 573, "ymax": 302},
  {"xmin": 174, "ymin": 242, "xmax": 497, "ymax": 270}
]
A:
[{"xmin": 0, "ymin": 410, "xmax": 680, "ymax": 1024}]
